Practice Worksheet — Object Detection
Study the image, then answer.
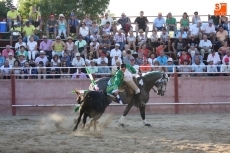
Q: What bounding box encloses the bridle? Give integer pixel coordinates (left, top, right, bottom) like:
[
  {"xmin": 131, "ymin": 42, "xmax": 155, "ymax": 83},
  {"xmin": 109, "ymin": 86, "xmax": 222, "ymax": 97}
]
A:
[{"xmin": 152, "ymin": 73, "xmax": 168, "ymax": 93}]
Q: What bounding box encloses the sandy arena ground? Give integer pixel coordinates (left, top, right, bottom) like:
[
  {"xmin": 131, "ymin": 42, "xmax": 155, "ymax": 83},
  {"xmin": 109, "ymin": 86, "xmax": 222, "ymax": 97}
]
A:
[{"xmin": 0, "ymin": 113, "xmax": 230, "ymax": 153}]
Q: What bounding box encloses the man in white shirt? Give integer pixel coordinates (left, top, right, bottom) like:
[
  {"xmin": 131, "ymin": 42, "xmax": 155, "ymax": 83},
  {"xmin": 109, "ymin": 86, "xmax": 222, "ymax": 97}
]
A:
[
  {"xmin": 189, "ymin": 20, "xmax": 202, "ymax": 39},
  {"xmin": 34, "ymin": 51, "xmax": 49, "ymax": 79},
  {"xmin": 110, "ymin": 43, "xmax": 122, "ymax": 58},
  {"xmin": 100, "ymin": 12, "xmax": 116, "ymax": 35},
  {"xmin": 207, "ymin": 60, "xmax": 218, "ymax": 76},
  {"xmin": 153, "ymin": 13, "xmax": 165, "ymax": 31},
  {"xmin": 206, "ymin": 50, "xmax": 221, "ymax": 65},
  {"xmin": 6, "ymin": 52, "xmax": 16, "ymax": 66},
  {"xmin": 111, "ymin": 55, "xmax": 122, "ymax": 66},
  {"xmin": 97, "ymin": 52, "xmax": 108, "ymax": 66},
  {"xmin": 202, "ymin": 19, "xmax": 216, "ymax": 42},
  {"xmin": 199, "ymin": 35, "xmax": 212, "ymax": 58},
  {"xmin": 72, "ymin": 53, "xmax": 85, "ymax": 67}
]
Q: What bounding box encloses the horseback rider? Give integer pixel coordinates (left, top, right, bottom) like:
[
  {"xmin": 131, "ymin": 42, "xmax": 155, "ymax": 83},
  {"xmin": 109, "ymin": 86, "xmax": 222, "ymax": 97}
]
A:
[{"xmin": 106, "ymin": 63, "xmax": 140, "ymax": 104}]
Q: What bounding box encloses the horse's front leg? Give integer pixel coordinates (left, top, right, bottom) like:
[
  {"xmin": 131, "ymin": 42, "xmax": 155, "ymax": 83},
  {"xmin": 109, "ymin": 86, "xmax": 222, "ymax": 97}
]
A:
[
  {"xmin": 118, "ymin": 102, "xmax": 133, "ymax": 127},
  {"xmin": 139, "ymin": 105, "xmax": 151, "ymax": 127}
]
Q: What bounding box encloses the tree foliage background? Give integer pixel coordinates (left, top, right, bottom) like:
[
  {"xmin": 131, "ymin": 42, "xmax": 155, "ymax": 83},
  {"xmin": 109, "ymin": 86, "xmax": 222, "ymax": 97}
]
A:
[
  {"xmin": 0, "ymin": 0, "xmax": 14, "ymax": 19},
  {"xmin": 18, "ymin": 0, "xmax": 110, "ymax": 21}
]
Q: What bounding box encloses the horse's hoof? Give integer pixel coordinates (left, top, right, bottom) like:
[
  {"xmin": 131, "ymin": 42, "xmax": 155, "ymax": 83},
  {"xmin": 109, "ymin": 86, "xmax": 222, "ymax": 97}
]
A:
[
  {"xmin": 144, "ymin": 123, "xmax": 151, "ymax": 127},
  {"xmin": 119, "ymin": 123, "xmax": 125, "ymax": 127}
]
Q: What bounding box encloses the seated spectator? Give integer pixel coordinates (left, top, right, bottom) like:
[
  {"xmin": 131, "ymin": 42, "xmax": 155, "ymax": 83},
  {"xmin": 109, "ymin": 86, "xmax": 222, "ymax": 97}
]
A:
[
  {"xmin": 123, "ymin": 50, "xmax": 134, "ymax": 65},
  {"xmin": 17, "ymin": 46, "xmax": 28, "ymax": 60},
  {"xmin": 122, "ymin": 44, "xmax": 131, "ymax": 57},
  {"xmin": 18, "ymin": 54, "xmax": 27, "ymax": 67},
  {"xmin": 180, "ymin": 12, "xmax": 190, "ymax": 31},
  {"xmin": 216, "ymin": 26, "xmax": 228, "ymax": 49},
  {"xmin": 179, "ymin": 50, "xmax": 191, "ymax": 65},
  {"xmin": 135, "ymin": 53, "xmax": 144, "ymax": 66},
  {"xmin": 7, "ymin": 6, "xmax": 21, "ymax": 30},
  {"xmin": 58, "ymin": 14, "xmax": 67, "ymax": 39},
  {"xmin": 102, "ymin": 21, "xmax": 112, "ymax": 36},
  {"xmin": 110, "ymin": 43, "xmax": 122, "ymax": 59},
  {"xmin": 97, "ymin": 61, "xmax": 111, "ymax": 77},
  {"xmin": 111, "ymin": 54, "xmax": 122, "ymax": 66},
  {"xmin": 187, "ymin": 34, "xmax": 198, "ymax": 49},
  {"xmin": 21, "ymin": 61, "xmax": 32, "ymax": 79},
  {"xmin": 68, "ymin": 13, "xmax": 79, "ymax": 36},
  {"xmin": 60, "ymin": 61, "xmax": 70, "ymax": 78},
  {"xmin": 2, "ymin": 45, "xmax": 14, "ymax": 59},
  {"xmin": 199, "ymin": 35, "xmax": 212, "ymax": 58},
  {"xmin": 166, "ymin": 12, "xmax": 177, "ymax": 35},
  {"xmin": 65, "ymin": 36, "xmax": 75, "ymax": 60},
  {"xmin": 90, "ymin": 21, "xmax": 100, "ymax": 41},
  {"xmin": 27, "ymin": 36, "xmax": 38, "ymax": 62},
  {"xmin": 72, "ymin": 53, "xmax": 85, "ymax": 67},
  {"xmin": 222, "ymin": 50, "xmax": 230, "ymax": 65},
  {"xmin": 46, "ymin": 14, "xmax": 58, "ymax": 38},
  {"xmin": 75, "ymin": 35, "xmax": 87, "ymax": 58},
  {"xmin": 9, "ymin": 22, "xmax": 22, "ymax": 46},
  {"xmin": 207, "ymin": 50, "xmax": 221, "ymax": 66},
  {"xmin": 97, "ymin": 52, "xmax": 108, "ymax": 66},
  {"xmin": 113, "ymin": 29, "xmax": 126, "ymax": 50},
  {"xmin": 0, "ymin": 60, "xmax": 12, "ymax": 79},
  {"xmin": 39, "ymin": 35, "xmax": 53, "ymax": 61},
  {"xmin": 85, "ymin": 53, "xmax": 95, "ymax": 66},
  {"xmin": 192, "ymin": 11, "xmax": 201, "ymax": 24},
  {"xmin": 221, "ymin": 58, "xmax": 230, "ymax": 76},
  {"xmin": 61, "ymin": 51, "xmax": 70, "ymax": 67},
  {"xmin": 172, "ymin": 35, "xmax": 187, "ymax": 57},
  {"xmin": 0, "ymin": 53, "xmax": 5, "ymax": 67},
  {"xmin": 219, "ymin": 15, "xmax": 229, "ymax": 31},
  {"xmin": 79, "ymin": 22, "xmax": 90, "ymax": 43},
  {"xmin": 99, "ymin": 34, "xmax": 111, "ymax": 53},
  {"xmin": 202, "ymin": 19, "xmax": 216, "ymax": 42},
  {"xmin": 156, "ymin": 42, "xmax": 166, "ymax": 56},
  {"xmin": 150, "ymin": 29, "xmax": 159, "ymax": 52},
  {"xmin": 117, "ymin": 13, "xmax": 131, "ymax": 34},
  {"xmin": 138, "ymin": 43, "xmax": 149, "ymax": 58},
  {"xmin": 166, "ymin": 58, "xmax": 175, "ymax": 73},
  {"xmin": 87, "ymin": 60, "xmax": 98, "ymax": 77},
  {"xmin": 111, "ymin": 60, "xmax": 121, "ymax": 74},
  {"xmin": 6, "ymin": 52, "xmax": 16, "ymax": 66},
  {"xmin": 191, "ymin": 57, "xmax": 206, "ymax": 76},
  {"xmin": 179, "ymin": 59, "xmax": 191, "ymax": 77},
  {"xmin": 35, "ymin": 51, "xmax": 49, "ymax": 79},
  {"xmin": 188, "ymin": 20, "xmax": 202, "ymax": 39},
  {"xmin": 160, "ymin": 28, "xmax": 171, "ymax": 52},
  {"xmin": 188, "ymin": 44, "xmax": 197, "ymax": 58},
  {"xmin": 208, "ymin": 14, "xmax": 220, "ymax": 30},
  {"xmin": 152, "ymin": 60, "xmax": 162, "ymax": 72},
  {"xmin": 148, "ymin": 53, "xmax": 157, "ymax": 66},
  {"xmin": 89, "ymin": 38, "xmax": 100, "ymax": 58},
  {"xmin": 218, "ymin": 41, "xmax": 230, "ymax": 57},
  {"xmin": 176, "ymin": 27, "xmax": 188, "ymax": 38},
  {"xmin": 15, "ymin": 37, "xmax": 26, "ymax": 53},
  {"xmin": 51, "ymin": 36, "xmax": 66, "ymax": 57},
  {"xmin": 50, "ymin": 55, "xmax": 61, "ymax": 77},
  {"xmin": 153, "ymin": 13, "xmax": 165, "ymax": 31},
  {"xmin": 71, "ymin": 68, "xmax": 87, "ymax": 79},
  {"xmin": 29, "ymin": 6, "xmax": 42, "ymax": 31},
  {"xmin": 134, "ymin": 11, "xmax": 149, "ymax": 37},
  {"xmin": 83, "ymin": 14, "xmax": 92, "ymax": 28},
  {"xmin": 140, "ymin": 59, "xmax": 151, "ymax": 73},
  {"xmin": 12, "ymin": 60, "xmax": 21, "ymax": 79},
  {"xmin": 207, "ymin": 60, "xmax": 218, "ymax": 76},
  {"xmin": 22, "ymin": 21, "xmax": 39, "ymax": 43},
  {"xmin": 130, "ymin": 58, "xmax": 139, "ymax": 72},
  {"xmin": 137, "ymin": 29, "xmax": 147, "ymax": 49},
  {"xmin": 100, "ymin": 12, "xmax": 115, "ymax": 35},
  {"xmin": 192, "ymin": 50, "xmax": 203, "ymax": 64},
  {"xmin": 157, "ymin": 50, "xmax": 168, "ymax": 66}
]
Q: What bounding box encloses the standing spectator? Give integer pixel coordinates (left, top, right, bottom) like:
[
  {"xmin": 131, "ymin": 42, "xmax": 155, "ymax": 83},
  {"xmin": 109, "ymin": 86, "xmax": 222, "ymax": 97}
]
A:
[
  {"xmin": 79, "ymin": 22, "xmax": 90, "ymax": 43},
  {"xmin": 180, "ymin": 12, "xmax": 189, "ymax": 31},
  {"xmin": 0, "ymin": 53, "xmax": 5, "ymax": 67},
  {"xmin": 97, "ymin": 52, "xmax": 108, "ymax": 66},
  {"xmin": 166, "ymin": 12, "xmax": 177, "ymax": 35},
  {"xmin": 123, "ymin": 50, "xmax": 134, "ymax": 65},
  {"xmin": 202, "ymin": 19, "xmax": 216, "ymax": 43},
  {"xmin": 192, "ymin": 11, "xmax": 201, "ymax": 24},
  {"xmin": 134, "ymin": 11, "xmax": 149, "ymax": 37},
  {"xmin": 9, "ymin": 22, "xmax": 22, "ymax": 47},
  {"xmin": 17, "ymin": 46, "xmax": 28, "ymax": 60},
  {"xmin": 35, "ymin": 51, "xmax": 49, "ymax": 79},
  {"xmin": 160, "ymin": 28, "xmax": 171, "ymax": 52},
  {"xmin": 72, "ymin": 53, "xmax": 85, "ymax": 67},
  {"xmin": 97, "ymin": 61, "xmax": 111, "ymax": 77},
  {"xmin": 90, "ymin": 21, "xmax": 100, "ymax": 41},
  {"xmin": 221, "ymin": 58, "xmax": 230, "ymax": 76},
  {"xmin": 68, "ymin": 13, "xmax": 79, "ymax": 36},
  {"xmin": 207, "ymin": 60, "xmax": 218, "ymax": 76},
  {"xmin": 113, "ymin": 29, "xmax": 126, "ymax": 50},
  {"xmin": 22, "ymin": 21, "xmax": 39, "ymax": 43},
  {"xmin": 27, "ymin": 36, "xmax": 38, "ymax": 62},
  {"xmin": 0, "ymin": 60, "xmax": 12, "ymax": 79},
  {"xmin": 99, "ymin": 34, "xmax": 111, "ymax": 53},
  {"xmin": 2, "ymin": 45, "xmax": 14, "ymax": 59},
  {"xmin": 157, "ymin": 50, "xmax": 168, "ymax": 66},
  {"xmin": 15, "ymin": 37, "xmax": 26, "ymax": 53},
  {"xmin": 199, "ymin": 35, "xmax": 212, "ymax": 58},
  {"xmin": 172, "ymin": 35, "xmax": 187, "ymax": 58},
  {"xmin": 46, "ymin": 14, "xmax": 58, "ymax": 38},
  {"xmin": 7, "ymin": 6, "xmax": 21, "ymax": 30},
  {"xmin": 191, "ymin": 57, "xmax": 206, "ymax": 76},
  {"xmin": 82, "ymin": 14, "xmax": 92, "ymax": 28},
  {"xmin": 153, "ymin": 13, "xmax": 165, "ymax": 31},
  {"xmin": 127, "ymin": 30, "xmax": 136, "ymax": 52},
  {"xmin": 65, "ymin": 36, "xmax": 75, "ymax": 61},
  {"xmin": 110, "ymin": 43, "xmax": 121, "ymax": 59},
  {"xmin": 6, "ymin": 52, "xmax": 16, "ymax": 66},
  {"xmin": 51, "ymin": 36, "xmax": 66, "ymax": 57},
  {"xmin": 75, "ymin": 35, "xmax": 87, "ymax": 58},
  {"xmin": 100, "ymin": 12, "xmax": 116, "ymax": 35},
  {"xmin": 216, "ymin": 26, "xmax": 228, "ymax": 49},
  {"xmin": 188, "ymin": 20, "xmax": 202, "ymax": 39},
  {"xmin": 58, "ymin": 14, "xmax": 67, "ymax": 39},
  {"xmin": 117, "ymin": 13, "xmax": 131, "ymax": 34},
  {"xmin": 29, "ymin": 6, "xmax": 43, "ymax": 31},
  {"xmin": 178, "ymin": 50, "xmax": 191, "ymax": 65},
  {"xmin": 72, "ymin": 68, "xmax": 87, "ymax": 79},
  {"xmin": 39, "ymin": 35, "xmax": 53, "ymax": 61}
]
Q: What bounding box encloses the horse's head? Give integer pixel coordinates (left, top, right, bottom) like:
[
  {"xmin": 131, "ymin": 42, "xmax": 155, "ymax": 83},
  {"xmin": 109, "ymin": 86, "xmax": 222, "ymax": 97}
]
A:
[{"xmin": 154, "ymin": 73, "xmax": 169, "ymax": 96}]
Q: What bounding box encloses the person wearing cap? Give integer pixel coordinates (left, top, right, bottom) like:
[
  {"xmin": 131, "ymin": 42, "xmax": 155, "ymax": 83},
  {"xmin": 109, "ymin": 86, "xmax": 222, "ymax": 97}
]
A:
[
  {"xmin": 221, "ymin": 58, "xmax": 230, "ymax": 76},
  {"xmin": 98, "ymin": 60, "xmax": 111, "ymax": 76},
  {"xmin": 51, "ymin": 36, "xmax": 66, "ymax": 57},
  {"xmin": 188, "ymin": 20, "xmax": 202, "ymax": 39},
  {"xmin": 22, "ymin": 21, "xmax": 39, "ymax": 43},
  {"xmin": 89, "ymin": 38, "xmax": 99, "ymax": 56},
  {"xmin": 207, "ymin": 60, "xmax": 218, "ymax": 76},
  {"xmin": 9, "ymin": 21, "xmax": 22, "ymax": 46},
  {"xmin": 222, "ymin": 50, "xmax": 230, "ymax": 65},
  {"xmin": 191, "ymin": 57, "xmax": 206, "ymax": 76},
  {"xmin": 57, "ymin": 14, "xmax": 67, "ymax": 39},
  {"xmin": 97, "ymin": 52, "xmax": 108, "ymax": 66},
  {"xmin": 199, "ymin": 34, "xmax": 212, "ymax": 58},
  {"xmin": 166, "ymin": 12, "xmax": 177, "ymax": 35},
  {"xmin": 68, "ymin": 13, "xmax": 79, "ymax": 36},
  {"xmin": 6, "ymin": 52, "xmax": 16, "ymax": 66},
  {"xmin": 75, "ymin": 35, "xmax": 87, "ymax": 58},
  {"xmin": 29, "ymin": 6, "xmax": 43, "ymax": 31},
  {"xmin": 72, "ymin": 53, "xmax": 85, "ymax": 67},
  {"xmin": 35, "ymin": 50, "xmax": 49, "ymax": 79},
  {"xmin": 2, "ymin": 45, "xmax": 14, "ymax": 59},
  {"xmin": 192, "ymin": 11, "xmax": 201, "ymax": 24},
  {"xmin": 134, "ymin": 11, "xmax": 149, "ymax": 37},
  {"xmin": 180, "ymin": 12, "xmax": 189, "ymax": 31},
  {"xmin": 123, "ymin": 50, "xmax": 134, "ymax": 65},
  {"xmin": 166, "ymin": 58, "xmax": 175, "ymax": 73},
  {"xmin": 65, "ymin": 36, "xmax": 75, "ymax": 60},
  {"xmin": 113, "ymin": 29, "xmax": 126, "ymax": 50},
  {"xmin": 39, "ymin": 35, "xmax": 53, "ymax": 61},
  {"xmin": 153, "ymin": 13, "xmax": 165, "ymax": 31},
  {"xmin": 207, "ymin": 50, "xmax": 221, "ymax": 66},
  {"xmin": 46, "ymin": 14, "xmax": 58, "ymax": 38},
  {"xmin": 201, "ymin": 19, "xmax": 216, "ymax": 42},
  {"xmin": 140, "ymin": 59, "xmax": 151, "ymax": 73},
  {"xmin": 7, "ymin": 6, "xmax": 21, "ymax": 30},
  {"xmin": 110, "ymin": 43, "xmax": 122, "ymax": 59}
]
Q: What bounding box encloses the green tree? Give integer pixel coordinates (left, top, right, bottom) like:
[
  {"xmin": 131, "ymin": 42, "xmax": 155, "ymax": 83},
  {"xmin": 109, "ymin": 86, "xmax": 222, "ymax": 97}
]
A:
[
  {"xmin": 0, "ymin": 0, "xmax": 13, "ymax": 19},
  {"xmin": 17, "ymin": 0, "xmax": 40, "ymax": 20}
]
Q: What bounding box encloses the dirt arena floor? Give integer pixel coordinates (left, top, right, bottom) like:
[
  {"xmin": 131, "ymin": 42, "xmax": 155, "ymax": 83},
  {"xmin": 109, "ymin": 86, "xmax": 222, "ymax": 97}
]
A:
[{"xmin": 0, "ymin": 113, "xmax": 230, "ymax": 153}]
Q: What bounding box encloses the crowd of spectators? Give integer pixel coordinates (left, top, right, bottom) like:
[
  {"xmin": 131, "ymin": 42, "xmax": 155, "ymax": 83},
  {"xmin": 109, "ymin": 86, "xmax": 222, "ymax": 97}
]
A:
[{"xmin": 0, "ymin": 6, "xmax": 230, "ymax": 79}]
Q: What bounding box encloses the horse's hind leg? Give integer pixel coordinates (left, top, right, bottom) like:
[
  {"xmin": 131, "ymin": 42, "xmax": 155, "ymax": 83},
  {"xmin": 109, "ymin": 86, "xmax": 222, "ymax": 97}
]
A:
[
  {"xmin": 139, "ymin": 105, "xmax": 151, "ymax": 127},
  {"xmin": 119, "ymin": 102, "xmax": 133, "ymax": 126},
  {"xmin": 82, "ymin": 113, "xmax": 88, "ymax": 129},
  {"xmin": 73, "ymin": 110, "xmax": 84, "ymax": 131}
]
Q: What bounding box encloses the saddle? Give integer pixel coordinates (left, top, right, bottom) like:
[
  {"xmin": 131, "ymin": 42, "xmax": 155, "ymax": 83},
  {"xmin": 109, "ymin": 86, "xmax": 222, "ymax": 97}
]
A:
[{"xmin": 118, "ymin": 77, "xmax": 138, "ymax": 97}]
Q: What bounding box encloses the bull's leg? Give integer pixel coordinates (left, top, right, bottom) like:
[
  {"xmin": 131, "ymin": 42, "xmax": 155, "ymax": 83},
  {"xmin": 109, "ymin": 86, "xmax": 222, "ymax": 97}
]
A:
[
  {"xmin": 118, "ymin": 102, "xmax": 133, "ymax": 127},
  {"xmin": 82, "ymin": 113, "xmax": 88, "ymax": 129},
  {"xmin": 139, "ymin": 105, "xmax": 151, "ymax": 127},
  {"xmin": 73, "ymin": 110, "xmax": 84, "ymax": 131}
]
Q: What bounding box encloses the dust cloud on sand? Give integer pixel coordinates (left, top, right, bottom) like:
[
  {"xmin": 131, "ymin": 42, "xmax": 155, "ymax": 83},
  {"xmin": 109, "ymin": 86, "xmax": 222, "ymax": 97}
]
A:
[{"xmin": 0, "ymin": 113, "xmax": 230, "ymax": 153}]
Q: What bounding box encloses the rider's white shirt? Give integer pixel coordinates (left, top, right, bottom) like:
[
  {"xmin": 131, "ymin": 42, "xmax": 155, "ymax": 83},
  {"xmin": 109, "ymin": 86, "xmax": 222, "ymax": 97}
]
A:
[{"xmin": 123, "ymin": 69, "xmax": 133, "ymax": 81}]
